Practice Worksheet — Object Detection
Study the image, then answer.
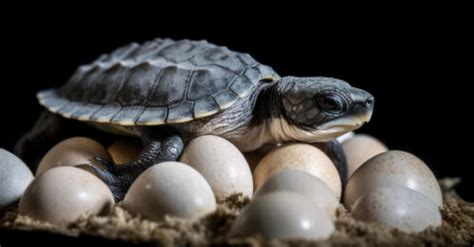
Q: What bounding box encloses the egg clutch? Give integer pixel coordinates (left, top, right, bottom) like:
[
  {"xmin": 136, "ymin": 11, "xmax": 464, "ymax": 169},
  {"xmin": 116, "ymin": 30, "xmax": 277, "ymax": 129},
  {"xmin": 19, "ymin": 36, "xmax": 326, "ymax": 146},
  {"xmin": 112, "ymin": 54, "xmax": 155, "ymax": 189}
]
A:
[{"xmin": 0, "ymin": 132, "xmax": 443, "ymax": 240}]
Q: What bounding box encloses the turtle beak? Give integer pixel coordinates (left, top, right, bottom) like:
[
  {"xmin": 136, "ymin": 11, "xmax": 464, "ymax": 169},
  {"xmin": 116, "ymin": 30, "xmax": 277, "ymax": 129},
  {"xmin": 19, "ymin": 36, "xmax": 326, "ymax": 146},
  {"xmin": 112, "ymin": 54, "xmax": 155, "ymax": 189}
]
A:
[
  {"xmin": 346, "ymin": 94, "xmax": 374, "ymax": 126},
  {"xmin": 351, "ymin": 95, "xmax": 374, "ymax": 123},
  {"xmin": 318, "ymin": 113, "xmax": 371, "ymax": 130}
]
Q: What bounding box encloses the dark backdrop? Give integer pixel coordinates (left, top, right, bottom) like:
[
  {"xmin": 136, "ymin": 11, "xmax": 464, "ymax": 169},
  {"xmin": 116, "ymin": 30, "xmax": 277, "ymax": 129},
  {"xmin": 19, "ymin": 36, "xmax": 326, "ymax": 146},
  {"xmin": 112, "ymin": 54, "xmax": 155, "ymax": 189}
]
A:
[{"xmin": 1, "ymin": 8, "xmax": 472, "ymax": 201}]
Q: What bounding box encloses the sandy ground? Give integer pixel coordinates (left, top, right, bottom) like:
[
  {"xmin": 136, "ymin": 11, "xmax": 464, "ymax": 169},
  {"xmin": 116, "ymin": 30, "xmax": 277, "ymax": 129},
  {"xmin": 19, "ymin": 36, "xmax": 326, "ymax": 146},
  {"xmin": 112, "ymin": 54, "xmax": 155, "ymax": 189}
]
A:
[{"xmin": 1, "ymin": 178, "xmax": 473, "ymax": 246}]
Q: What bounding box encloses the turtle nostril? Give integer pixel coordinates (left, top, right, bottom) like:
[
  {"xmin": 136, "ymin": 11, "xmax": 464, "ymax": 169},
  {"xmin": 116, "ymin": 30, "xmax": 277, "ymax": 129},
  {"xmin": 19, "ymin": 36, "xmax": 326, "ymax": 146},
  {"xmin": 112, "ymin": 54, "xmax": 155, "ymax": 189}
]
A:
[{"xmin": 365, "ymin": 97, "xmax": 374, "ymax": 108}]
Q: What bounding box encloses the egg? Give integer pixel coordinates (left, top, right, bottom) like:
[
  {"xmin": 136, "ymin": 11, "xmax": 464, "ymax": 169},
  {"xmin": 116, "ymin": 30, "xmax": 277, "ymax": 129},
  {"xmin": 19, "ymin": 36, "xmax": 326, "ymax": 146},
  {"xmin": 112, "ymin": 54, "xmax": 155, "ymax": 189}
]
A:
[
  {"xmin": 342, "ymin": 134, "xmax": 388, "ymax": 177},
  {"xmin": 254, "ymin": 170, "xmax": 339, "ymax": 218},
  {"xmin": 229, "ymin": 191, "xmax": 334, "ymax": 240},
  {"xmin": 19, "ymin": 166, "xmax": 114, "ymax": 224},
  {"xmin": 253, "ymin": 143, "xmax": 341, "ymax": 199},
  {"xmin": 179, "ymin": 135, "xmax": 253, "ymax": 199},
  {"xmin": 36, "ymin": 137, "xmax": 112, "ymax": 175},
  {"xmin": 344, "ymin": 150, "xmax": 442, "ymax": 208},
  {"xmin": 350, "ymin": 185, "xmax": 442, "ymax": 232},
  {"xmin": 122, "ymin": 161, "xmax": 216, "ymax": 221},
  {"xmin": 108, "ymin": 140, "xmax": 142, "ymax": 164},
  {"xmin": 0, "ymin": 149, "xmax": 34, "ymax": 209}
]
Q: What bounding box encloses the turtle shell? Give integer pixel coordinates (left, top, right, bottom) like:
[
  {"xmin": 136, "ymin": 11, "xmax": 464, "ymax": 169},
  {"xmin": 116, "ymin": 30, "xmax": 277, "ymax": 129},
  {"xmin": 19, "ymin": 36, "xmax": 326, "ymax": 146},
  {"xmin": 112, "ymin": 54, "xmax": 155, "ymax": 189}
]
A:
[{"xmin": 38, "ymin": 38, "xmax": 279, "ymax": 126}]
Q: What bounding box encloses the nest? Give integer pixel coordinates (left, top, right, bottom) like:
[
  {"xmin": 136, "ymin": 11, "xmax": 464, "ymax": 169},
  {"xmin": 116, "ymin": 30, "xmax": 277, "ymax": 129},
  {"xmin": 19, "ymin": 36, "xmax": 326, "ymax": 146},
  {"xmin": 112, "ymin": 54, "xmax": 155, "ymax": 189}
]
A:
[{"xmin": 1, "ymin": 178, "xmax": 473, "ymax": 246}]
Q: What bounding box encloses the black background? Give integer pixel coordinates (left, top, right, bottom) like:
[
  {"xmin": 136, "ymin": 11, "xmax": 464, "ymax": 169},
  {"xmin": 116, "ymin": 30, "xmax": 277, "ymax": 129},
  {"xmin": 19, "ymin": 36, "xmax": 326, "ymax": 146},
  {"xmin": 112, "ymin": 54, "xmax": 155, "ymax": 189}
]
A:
[{"xmin": 1, "ymin": 7, "xmax": 472, "ymax": 202}]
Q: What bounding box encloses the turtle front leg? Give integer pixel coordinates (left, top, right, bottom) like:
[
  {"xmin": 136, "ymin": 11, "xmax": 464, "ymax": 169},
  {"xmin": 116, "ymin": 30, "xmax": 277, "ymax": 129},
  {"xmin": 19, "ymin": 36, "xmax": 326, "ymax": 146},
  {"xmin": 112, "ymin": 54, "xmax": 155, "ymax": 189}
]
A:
[
  {"xmin": 92, "ymin": 126, "xmax": 184, "ymax": 202},
  {"xmin": 312, "ymin": 140, "xmax": 348, "ymax": 186}
]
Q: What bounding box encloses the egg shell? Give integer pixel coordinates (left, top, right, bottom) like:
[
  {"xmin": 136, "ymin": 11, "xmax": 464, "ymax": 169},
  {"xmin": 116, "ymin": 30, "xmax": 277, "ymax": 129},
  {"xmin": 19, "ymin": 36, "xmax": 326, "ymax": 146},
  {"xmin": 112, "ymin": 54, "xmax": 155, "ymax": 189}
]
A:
[
  {"xmin": 351, "ymin": 185, "xmax": 442, "ymax": 233},
  {"xmin": 342, "ymin": 134, "xmax": 388, "ymax": 177},
  {"xmin": 179, "ymin": 135, "xmax": 253, "ymax": 199},
  {"xmin": 0, "ymin": 149, "xmax": 34, "ymax": 209},
  {"xmin": 344, "ymin": 150, "xmax": 442, "ymax": 208},
  {"xmin": 253, "ymin": 143, "xmax": 341, "ymax": 199},
  {"xmin": 19, "ymin": 166, "xmax": 114, "ymax": 224},
  {"xmin": 108, "ymin": 140, "xmax": 142, "ymax": 164},
  {"xmin": 255, "ymin": 169, "xmax": 339, "ymax": 218},
  {"xmin": 36, "ymin": 137, "xmax": 112, "ymax": 175},
  {"xmin": 229, "ymin": 191, "xmax": 334, "ymax": 240},
  {"xmin": 123, "ymin": 161, "xmax": 216, "ymax": 221}
]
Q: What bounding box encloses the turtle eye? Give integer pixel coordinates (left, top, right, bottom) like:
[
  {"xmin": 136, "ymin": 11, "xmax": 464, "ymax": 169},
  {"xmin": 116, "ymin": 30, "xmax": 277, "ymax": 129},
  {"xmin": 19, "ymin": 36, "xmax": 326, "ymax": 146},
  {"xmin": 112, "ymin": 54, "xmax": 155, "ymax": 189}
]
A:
[{"xmin": 319, "ymin": 94, "xmax": 346, "ymax": 113}]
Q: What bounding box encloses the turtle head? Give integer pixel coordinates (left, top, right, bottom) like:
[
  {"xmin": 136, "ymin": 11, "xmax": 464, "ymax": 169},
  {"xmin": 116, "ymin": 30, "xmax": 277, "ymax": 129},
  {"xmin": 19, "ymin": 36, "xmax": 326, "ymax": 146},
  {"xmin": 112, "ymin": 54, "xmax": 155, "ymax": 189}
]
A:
[{"xmin": 274, "ymin": 76, "xmax": 374, "ymax": 142}]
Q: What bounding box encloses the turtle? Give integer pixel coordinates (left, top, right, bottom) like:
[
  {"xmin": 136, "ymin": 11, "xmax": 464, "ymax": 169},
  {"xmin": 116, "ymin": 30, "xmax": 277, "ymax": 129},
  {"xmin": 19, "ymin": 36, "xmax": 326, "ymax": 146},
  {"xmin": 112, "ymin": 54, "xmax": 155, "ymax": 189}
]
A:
[{"xmin": 15, "ymin": 38, "xmax": 374, "ymax": 201}]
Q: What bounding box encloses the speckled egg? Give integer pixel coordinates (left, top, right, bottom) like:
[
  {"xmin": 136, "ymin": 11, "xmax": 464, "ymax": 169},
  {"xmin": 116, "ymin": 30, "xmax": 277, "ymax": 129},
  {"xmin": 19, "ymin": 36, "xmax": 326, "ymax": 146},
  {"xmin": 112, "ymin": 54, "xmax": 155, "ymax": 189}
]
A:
[
  {"xmin": 254, "ymin": 170, "xmax": 339, "ymax": 218},
  {"xmin": 0, "ymin": 149, "xmax": 34, "ymax": 209},
  {"xmin": 122, "ymin": 161, "xmax": 216, "ymax": 221},
  {"xmin": 342, "ymin": 134, "xmax": 388, "ymax": 177},
  {"xmin": 229, "ymin": 191, "xmax": 334, "ymax": 240},
  {"xmin": 350, "ymin": 185, "xmax": 442, "ymax": 232},
  {"xmin": 108, "ymin": 140, "xmax": 142, "ymax": 164},
  {"xmin": 344, "ymin": 150, "xmax": 442, "ymax": 208},
  {"xmin": 253, "ymin": 143, "xmax": 341, "ymax": 199},
  {"xmin": 36, "ymin": 137, "xmax": 112, "ymax": 175},
  {"xmin": 19, "ymin": 166, "xmax": 114, "ymax": 224},
  {"xmin": 179, "ymin": 135, "xmax": 253, "ymax": 199}
]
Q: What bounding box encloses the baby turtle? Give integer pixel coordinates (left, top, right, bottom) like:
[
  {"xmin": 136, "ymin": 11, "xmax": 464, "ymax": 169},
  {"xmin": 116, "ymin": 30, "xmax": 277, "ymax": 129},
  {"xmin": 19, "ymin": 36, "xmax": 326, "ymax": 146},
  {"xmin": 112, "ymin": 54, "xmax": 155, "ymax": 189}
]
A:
[{"xmin": 16, "ymin": 38, "xmax": 374, "ymax": 201}]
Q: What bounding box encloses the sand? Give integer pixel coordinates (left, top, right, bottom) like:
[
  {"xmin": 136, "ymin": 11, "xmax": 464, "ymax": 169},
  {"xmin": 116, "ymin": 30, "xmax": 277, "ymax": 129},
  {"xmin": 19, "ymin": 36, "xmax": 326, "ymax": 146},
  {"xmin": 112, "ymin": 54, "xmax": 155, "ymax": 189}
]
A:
[{"xmin": 1, "ymin": 178, "xmax": 473, "ymax": 246}]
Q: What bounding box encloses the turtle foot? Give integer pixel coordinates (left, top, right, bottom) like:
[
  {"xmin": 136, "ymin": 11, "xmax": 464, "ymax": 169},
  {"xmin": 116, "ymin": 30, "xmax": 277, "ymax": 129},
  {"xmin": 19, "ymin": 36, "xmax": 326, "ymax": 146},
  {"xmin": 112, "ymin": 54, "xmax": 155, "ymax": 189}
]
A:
[{"xmin": 90, "ymin": 157, "xmax": 132, "ymax": 202}]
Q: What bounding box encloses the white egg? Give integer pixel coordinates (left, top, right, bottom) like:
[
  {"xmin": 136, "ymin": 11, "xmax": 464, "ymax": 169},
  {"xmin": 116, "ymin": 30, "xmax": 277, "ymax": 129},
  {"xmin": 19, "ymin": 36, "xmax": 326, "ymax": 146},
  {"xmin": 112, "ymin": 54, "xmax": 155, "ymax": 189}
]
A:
[
  {"xmin": 123, "ymin": 161, "xmax": 216, "ymax": 221},
  {"xmin": 351, "ymin": 185, "xmax": 442, "ymax": 233},
  {"xmin": 253, "ymin": 143, "xmax": 341, "ymax": 199},
  {"xmin": 229, "ymin": 191, "xmax": 334, "ymax": 240},
  {"xmin": 179, "ymin": 135, "xmax": 253, "ymax": 199},
  {"xmin": 344, "ymin": 150, "xmax": 442, "ymax": 208},
  {"xmin": 0, "ymin": 149, "xmax": 34, "ymax": 209},
  {"xmin": 254, "ymin": 170, "xmax": 339, "ymax": 218},
  {"xmin": 342, "ymin": 134, "xmax": 388, "ymax": 177},
  {"xmin": 19, "ymin": 166, "xmax": 114, "ymax": 224},
  {"xmin": 36, "ymin": 137, "xmax": 112, "ymax": 175}
]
